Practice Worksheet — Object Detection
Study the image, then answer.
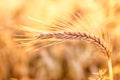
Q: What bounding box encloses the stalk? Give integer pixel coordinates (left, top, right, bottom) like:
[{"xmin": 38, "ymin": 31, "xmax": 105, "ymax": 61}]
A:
[{"xmin": 107, "ymin": 57, "xmax": 113, "ymax": 80}]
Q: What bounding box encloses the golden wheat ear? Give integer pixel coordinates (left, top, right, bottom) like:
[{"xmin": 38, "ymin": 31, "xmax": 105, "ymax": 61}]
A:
[
  {"xmin": 15, "ymin": 14, "xmax": 112, "ymax": 56},
  {"xmin": 28, "ymin": 14, "xmax": 112, "ymax": 57}
]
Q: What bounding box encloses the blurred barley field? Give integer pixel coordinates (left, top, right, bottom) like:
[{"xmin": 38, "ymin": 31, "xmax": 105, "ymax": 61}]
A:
[{"xmin": 0, "ymin": 0, "xmax": 120, "ymax": 80}]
